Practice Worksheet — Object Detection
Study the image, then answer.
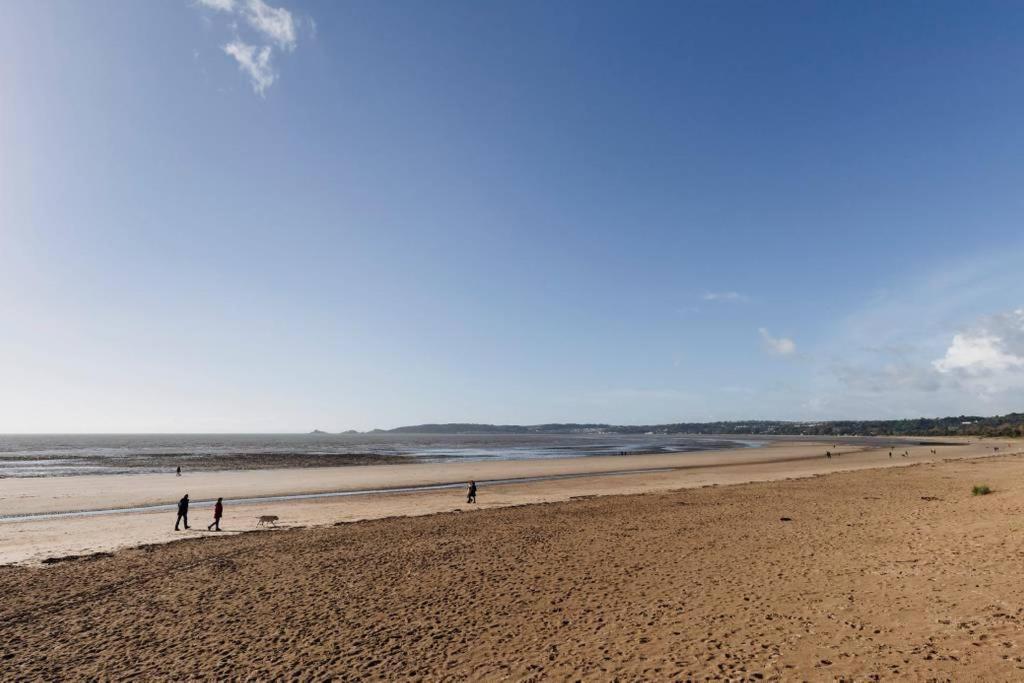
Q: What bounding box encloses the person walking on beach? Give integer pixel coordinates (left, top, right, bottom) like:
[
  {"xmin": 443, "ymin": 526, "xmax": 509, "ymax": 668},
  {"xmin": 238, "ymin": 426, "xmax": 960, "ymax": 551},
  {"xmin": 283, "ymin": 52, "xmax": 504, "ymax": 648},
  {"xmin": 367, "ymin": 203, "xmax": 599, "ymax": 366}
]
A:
[
  {"xmin": 467, "ymin": 480, "xmax": 477, "ymax": 504},
  {"xmin": 207, "ymin": 497, "xmax": 223, "ymax": 531},
  {"xmin": 176, "ymin": 465, "xmax": 181, "ymax": 477},
  {"xmin": 175, "ymin": 494, "xmax": 190, "ymax": 530}
]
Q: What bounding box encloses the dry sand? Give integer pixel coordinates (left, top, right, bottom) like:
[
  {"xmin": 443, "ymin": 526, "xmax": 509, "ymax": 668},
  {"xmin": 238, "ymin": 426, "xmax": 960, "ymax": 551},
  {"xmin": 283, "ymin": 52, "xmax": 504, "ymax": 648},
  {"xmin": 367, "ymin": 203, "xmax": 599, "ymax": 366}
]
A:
[{"xmin": 3, "ymin": 439, "xmax": 1024, "ymax": 679}]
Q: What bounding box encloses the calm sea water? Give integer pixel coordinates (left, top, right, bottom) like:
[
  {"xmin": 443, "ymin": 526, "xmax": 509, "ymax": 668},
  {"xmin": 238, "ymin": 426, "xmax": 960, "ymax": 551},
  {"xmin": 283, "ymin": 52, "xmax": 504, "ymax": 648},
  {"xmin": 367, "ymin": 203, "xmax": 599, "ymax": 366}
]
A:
[{"xmin": 0, "ymin": 433, "xmax": 761, "ymax": 477}]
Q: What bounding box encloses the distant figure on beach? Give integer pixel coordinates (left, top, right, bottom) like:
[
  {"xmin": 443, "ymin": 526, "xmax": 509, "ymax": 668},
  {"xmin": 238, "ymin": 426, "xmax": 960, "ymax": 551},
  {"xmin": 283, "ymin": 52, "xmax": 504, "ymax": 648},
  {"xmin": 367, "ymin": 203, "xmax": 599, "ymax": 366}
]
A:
[
  {"xmin": 176, "ymin": 466, "xmax": 181, "ymax": 477},
  {"xmin": 889, "ymin": 450, "xmax": 893, "ymax": 458},
  {"xmin": 825, "ymin": 451, "xmax": 831, "ymax": 459},
  {"xmin": 467, "ymin": 480, "xmax": 477, "ymax": 504},
  {"xmin": 207, "ymin": 497, "xmax": 223, "ymax": 531},
  {"xmin": 175, "ymin": 494, "xmax": 190, "ymax": 530}
]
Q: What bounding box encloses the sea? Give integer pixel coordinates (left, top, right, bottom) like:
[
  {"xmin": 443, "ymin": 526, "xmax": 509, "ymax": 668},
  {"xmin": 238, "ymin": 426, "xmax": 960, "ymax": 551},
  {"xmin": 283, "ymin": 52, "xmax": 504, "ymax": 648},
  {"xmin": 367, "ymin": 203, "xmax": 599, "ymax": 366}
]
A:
[{"xmin": 0, "ymin": 433, "xmax": 762, "ymax": 477}]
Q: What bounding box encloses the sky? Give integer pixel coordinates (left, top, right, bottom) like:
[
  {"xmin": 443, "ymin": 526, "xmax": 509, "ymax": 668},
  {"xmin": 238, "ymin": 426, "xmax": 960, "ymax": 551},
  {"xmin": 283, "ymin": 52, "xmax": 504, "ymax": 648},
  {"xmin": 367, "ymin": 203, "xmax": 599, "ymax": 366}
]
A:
[{"xmin": 2, "ymin": 1, "xmax": 1024, "ymax": 432}]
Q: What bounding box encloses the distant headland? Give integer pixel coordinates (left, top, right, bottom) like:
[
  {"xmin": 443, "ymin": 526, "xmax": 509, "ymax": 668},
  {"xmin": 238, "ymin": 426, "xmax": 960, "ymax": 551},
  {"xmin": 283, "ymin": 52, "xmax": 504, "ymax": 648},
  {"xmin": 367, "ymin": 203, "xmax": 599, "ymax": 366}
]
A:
[{"xmin": 329, "ymin": 412, "xmax": 1024, "ymax": 438}]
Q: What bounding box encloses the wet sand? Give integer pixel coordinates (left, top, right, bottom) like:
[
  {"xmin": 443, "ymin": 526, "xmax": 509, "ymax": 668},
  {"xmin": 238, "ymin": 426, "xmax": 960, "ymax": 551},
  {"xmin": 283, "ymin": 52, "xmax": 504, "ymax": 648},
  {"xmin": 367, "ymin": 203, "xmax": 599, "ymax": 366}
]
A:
[
  {"xmin": 3, "ymin": 443, "xmax": 1024, "ymax": 679},
  {"xmin": 0, "ymin": 451, "xmax": 409, "ymax": 475},
  {"xmin": 1, "ymin": 440, "xmax": 845, "ymax": 517}
]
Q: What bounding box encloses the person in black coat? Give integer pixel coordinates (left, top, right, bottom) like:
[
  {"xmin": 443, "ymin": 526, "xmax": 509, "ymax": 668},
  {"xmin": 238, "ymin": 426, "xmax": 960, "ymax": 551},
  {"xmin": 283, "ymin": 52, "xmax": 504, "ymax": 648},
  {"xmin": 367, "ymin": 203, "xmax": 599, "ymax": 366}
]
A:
[{"xmin": 175, "ymin": 494, "xmax": 191, "ymax": 530}]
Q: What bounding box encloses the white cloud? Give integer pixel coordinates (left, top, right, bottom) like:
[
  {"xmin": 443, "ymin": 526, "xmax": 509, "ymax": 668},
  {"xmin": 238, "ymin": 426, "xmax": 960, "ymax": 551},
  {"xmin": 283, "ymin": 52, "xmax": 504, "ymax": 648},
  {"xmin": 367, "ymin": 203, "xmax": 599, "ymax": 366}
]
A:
[
  {"xmin": 933, "ymin": 309, "xmax": 1024, "ymax": 377},
  {"xmin": 933, "ymin": 333, "xmax": 1024, "ymax": 374},
  {"xmin": 242, "ymin": 0, "xmax": 297, "ymax": 51},
  {"xmin": 191, "ymin": 0, "xmax": 306, "ymax": 95},
  {"xmin": 702, "ymin": 291, "xmax": 748, "ymax": 303},
  {"xmin": 759, "ymin": 328, "xmax": 796, "ymax": 356},
  {"xmin": 808, "ymin": 251, "xmax": 1024, "ymax": 413},
  {"xmin": 223, "ymin": 41, "xmax": 276, "ymax": 95},
  {"xmin": 196, "ymin": 0, "xmax": 236, "ymax": 11},
  {"xmin": 824, "ymin": 304, "xmax": 1024, "ymax": 412}
]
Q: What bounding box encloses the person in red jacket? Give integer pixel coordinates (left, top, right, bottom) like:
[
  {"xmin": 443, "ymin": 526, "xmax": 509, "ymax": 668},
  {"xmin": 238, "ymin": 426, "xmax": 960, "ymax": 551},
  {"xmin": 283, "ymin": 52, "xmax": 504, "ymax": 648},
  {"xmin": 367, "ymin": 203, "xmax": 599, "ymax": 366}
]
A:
[{"xmin": 207, "ymin": 497, "xmax": 224, "ymax": 531}]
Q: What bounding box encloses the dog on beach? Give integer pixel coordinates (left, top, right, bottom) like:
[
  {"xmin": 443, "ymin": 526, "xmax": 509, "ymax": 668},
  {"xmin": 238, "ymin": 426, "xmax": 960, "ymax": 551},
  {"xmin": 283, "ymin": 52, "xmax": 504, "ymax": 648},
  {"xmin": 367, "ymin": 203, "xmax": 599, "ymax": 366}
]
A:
[{"xmin": 256, "ymin": 515, "xmax": 279, "ymax": 527}]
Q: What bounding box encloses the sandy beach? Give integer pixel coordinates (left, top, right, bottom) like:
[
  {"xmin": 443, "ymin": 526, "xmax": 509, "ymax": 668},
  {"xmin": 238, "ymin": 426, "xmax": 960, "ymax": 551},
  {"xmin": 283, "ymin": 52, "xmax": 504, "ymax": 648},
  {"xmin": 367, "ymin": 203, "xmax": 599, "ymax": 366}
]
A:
[
  {"xmin": 2, "ymin": 440, "xmax": 1024, "ymax": 679},
  {"xmin": 0, "ymin": 438, "xmax": 1007, "ymax": 566},
  {"xmin": 12, "ymin": 1, "xmax": 1024, "ymax": 678}
]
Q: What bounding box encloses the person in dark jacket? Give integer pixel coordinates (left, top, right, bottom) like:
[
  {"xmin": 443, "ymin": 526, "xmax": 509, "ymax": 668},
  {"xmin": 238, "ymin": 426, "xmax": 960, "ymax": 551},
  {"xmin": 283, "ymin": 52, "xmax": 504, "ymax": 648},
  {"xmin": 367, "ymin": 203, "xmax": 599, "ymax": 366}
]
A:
[
  {"xmin": 175, "ymin": 494, "xmax": 190, "ymax": 530},
  {"xmin": 207, "ymin": 497, "xmax": 224, "ymax": 531},
  {"xmin": 467, "ymin": 480, "xmax": 477, "ymax": 504}
]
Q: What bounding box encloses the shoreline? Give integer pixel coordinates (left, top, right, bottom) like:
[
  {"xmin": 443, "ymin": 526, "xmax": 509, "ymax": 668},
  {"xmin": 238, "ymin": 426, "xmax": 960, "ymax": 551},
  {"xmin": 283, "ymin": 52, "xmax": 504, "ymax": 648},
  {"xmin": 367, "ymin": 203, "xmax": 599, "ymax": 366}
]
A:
[
  {"xmin": 0, "ymin": 432, "xmax": 768, "ymax": 477},
  {"xmin": 0, "ymin": 437, "xmax": 1015, "ymax": 566},
  {"xmin": 1, "ymin": 467, "xmax": 685, "ymax": 523},
  {"xmin": 6, "ymin": 447, "xmax": 1024, "ymax": 678},
  {"xmin": 0, "ymin": 432, "xmax": 956, "ymax": 478}
]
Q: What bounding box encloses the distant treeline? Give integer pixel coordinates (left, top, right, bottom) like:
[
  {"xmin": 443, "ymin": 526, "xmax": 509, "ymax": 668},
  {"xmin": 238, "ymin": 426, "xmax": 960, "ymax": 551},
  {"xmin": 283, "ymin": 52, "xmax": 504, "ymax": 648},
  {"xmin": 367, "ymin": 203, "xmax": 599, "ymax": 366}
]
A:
[{"xmin": 372, "ymin": 413, "xmax": 1024, "ymax": 437}]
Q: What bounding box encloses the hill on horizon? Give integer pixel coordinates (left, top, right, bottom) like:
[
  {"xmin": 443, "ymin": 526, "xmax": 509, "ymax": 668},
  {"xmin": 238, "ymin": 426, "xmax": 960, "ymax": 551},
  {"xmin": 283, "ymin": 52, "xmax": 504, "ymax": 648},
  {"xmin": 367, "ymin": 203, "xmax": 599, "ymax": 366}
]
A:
[{"xmin": 363, "ymin": 413, "xmax": 1024, "ymax": 438}]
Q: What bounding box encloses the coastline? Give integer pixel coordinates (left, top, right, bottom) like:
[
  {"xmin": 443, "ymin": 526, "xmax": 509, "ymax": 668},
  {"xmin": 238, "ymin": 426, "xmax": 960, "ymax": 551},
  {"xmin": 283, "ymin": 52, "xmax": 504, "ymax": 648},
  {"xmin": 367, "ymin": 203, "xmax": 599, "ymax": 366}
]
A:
[
  {"xmin": 5, "ymin": 445, "xmax": 1024, "ymax": 678},
  {"xmin": 0, "ymin": 437, "xmax": 1013, "ymax": 566},
  {"xmin": 0, "ymin": 432, "xmax": 761, "ymax": 477}
]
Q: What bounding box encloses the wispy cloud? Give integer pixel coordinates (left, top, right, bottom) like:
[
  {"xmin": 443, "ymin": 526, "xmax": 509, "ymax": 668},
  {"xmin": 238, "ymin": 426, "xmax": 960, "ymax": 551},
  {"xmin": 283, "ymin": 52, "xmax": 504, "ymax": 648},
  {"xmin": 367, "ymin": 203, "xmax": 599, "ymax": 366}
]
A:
[
  {"xmin": 243, "ymin": 0, "xmax": 297, "ymax": 50},
  {"xmin": 759, "ymin": 328, "xmax": 796, "ymax": 356},
  {"xmin": 191, "ymin": 0, "xmax": 306, "ymax": 95},
  {"xmin": 592, "ymin": 388, "xmax": 694, "ymax": 402},
  {"xmin": 223, "ymin": 41, "xmax": 275, "ymax": 95},
  {"xmin": 821, "ymin": 306, "xmax": 1024, "ymax": 410},
  {"xmin": 833, "ymin": 355, "xmax": 944, "ymax": 394},
  {"xmin": 702, "ymin": 291, "xmax": 748, "ymax": 303},
  {"xmin": 196, "ymin": 0, "xmax": 236, "ymax": 10},
  {"xmin": 801, "ymin": 248, "xmax": 1024, "ymax": 418}
]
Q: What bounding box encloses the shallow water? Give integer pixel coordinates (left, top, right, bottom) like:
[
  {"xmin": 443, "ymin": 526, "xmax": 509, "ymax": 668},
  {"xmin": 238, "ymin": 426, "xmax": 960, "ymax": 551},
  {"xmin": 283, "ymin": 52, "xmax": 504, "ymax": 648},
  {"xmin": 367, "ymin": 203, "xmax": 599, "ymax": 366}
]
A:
[{"xmin": 0, "ymin": 433, "xmax": 760, "ymax": 477}]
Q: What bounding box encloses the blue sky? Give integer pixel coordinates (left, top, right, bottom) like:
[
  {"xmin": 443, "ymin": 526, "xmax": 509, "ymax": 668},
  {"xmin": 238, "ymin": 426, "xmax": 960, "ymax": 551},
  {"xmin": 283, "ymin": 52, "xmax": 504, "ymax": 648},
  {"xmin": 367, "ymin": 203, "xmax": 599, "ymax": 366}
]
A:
[{"xmin": 2, "ymin": 1, "xmax": 1024, "ymax": 432}]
